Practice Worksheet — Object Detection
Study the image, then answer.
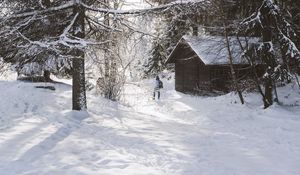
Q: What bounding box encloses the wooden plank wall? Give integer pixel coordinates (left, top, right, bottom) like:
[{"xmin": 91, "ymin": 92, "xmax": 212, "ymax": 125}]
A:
[{"xmin": 173, "ymin": 44, "xmax": 263, "ymax": 94}]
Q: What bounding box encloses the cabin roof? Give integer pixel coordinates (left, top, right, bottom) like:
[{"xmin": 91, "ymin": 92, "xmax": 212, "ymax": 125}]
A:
[{"xmin": 166, "ymin": 35, "xmax": 260, "ymax": 65}]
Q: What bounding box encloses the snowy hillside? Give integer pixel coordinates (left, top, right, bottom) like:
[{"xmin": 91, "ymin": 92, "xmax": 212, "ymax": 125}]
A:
[{"xmin": 0, "ymin": 74, "xmax": 300, "ymax": 175}]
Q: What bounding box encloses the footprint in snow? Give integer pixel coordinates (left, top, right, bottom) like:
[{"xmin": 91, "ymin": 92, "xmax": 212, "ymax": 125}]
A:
[
  {"xmin": 14, "ymin": 103, "xmax": 19, "ymax": 108},
  {"xmin": 23, "ymin": 102, "xmax": 29, "ymax": 113},
  {"xmin": 31, "ymin": 105, "xmax": 38, "ymax": 112},
  {"xmin": 97, "ymin": 159, "xmax": 111, "ymax": 165}
]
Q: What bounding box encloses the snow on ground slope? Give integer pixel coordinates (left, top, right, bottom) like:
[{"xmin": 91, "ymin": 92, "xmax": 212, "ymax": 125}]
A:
[{"xmin": 0, "ymin": 74, "xmax": 300, "ymax": 175}]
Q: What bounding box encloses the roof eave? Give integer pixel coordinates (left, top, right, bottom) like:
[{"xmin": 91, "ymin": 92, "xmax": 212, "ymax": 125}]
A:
[{"xmin": 165, "ymin": 37, "xmax": 186, "ymax": 64}]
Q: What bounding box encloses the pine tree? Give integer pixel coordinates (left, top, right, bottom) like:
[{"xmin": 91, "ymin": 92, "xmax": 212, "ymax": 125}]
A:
[
  {"xmin": 144, "ymin": 35, "xmax": 166, "ymax": 76},
  {"xmin": 1, "ymin": 0, "xmax": 209, "ymax": 110},
  {"xmin": 144, "ymin": 0, "xmax": 204, "ymax": 76},
  {"xmin": 0, "ymin": 0, "xmax": 73, "ymax": 80}
]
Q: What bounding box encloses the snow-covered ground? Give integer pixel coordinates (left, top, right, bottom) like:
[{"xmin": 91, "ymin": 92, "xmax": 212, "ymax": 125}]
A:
[{"xmin": 0, "ymin": 73, "xmax": 300, "ymax": 175}]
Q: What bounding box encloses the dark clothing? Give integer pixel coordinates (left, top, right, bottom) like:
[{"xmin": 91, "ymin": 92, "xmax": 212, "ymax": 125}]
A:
[
  {"xmin": 153, "ymin": 88, "xmax": 160, "ymax": 100},
  {"xmin": 153, "ymin": 78, "xmax": 161, "ymax": 100}
]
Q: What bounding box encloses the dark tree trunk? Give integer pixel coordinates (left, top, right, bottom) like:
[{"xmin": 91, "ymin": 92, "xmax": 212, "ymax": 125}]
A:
[
  {"xmin": 72, "ymin": 4, "xmax": 87, "ymax": 110},
  {"xmin": 264, "ymin": 77, "xmax": 273, "ymax": 108},
  {"xmin": 192, "ymin": 25, "xmax": 198, "ymax": 36},
  {"xmin": 236, "ymin": 36, "xmax": 269, "ymax": 105},
  {"xmin": 261, "ymin": 5, "xmax": 275, "ymax": 108},
  {"xmin": 262, "ymin": 29, "xmax": 274, "ymax": 108},
  {"xmin": 43, "ymin": 70, "xmax": 51, "ymax": 82},
  {"xmin": 42, "ymin": 0, "xmax": 52, "ymax": 84}
]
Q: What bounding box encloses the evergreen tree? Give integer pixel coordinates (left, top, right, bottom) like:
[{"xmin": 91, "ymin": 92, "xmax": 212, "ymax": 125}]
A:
[
  {"xmin": 0, "ymin": 0, "xmax": 214, "ymax": 110},
  {"xmin": 144, "ymin": 0, "xmax": 204, "ymax": 76},
  {"xmin": 0, "ymin": 0, "xmax": 73, "ymax": 80},
  {"xmin": 144, "ymin": 35, "xmax": 166, "ymax": 76}
]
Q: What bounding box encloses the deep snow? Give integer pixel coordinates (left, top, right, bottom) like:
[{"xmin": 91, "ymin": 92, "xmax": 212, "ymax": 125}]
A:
[{"xmin": 0, "ymin": 73, "xmax": 300, "ymax": 175}]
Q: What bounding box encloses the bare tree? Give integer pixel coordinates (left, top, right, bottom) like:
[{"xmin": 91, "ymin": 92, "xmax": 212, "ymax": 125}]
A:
[
  {"xmin": 207, "ymin": 0, "xmax": 245, "ymax": 104},
  {"xmin": 239, "ymin": 0, "xmax": 300, "ymax": 108}
]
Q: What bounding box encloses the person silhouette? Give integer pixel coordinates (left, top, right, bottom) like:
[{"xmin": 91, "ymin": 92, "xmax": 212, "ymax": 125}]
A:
[{"xmin": 153, "ymin": 75, "xmax": 163, "ymax": 100}]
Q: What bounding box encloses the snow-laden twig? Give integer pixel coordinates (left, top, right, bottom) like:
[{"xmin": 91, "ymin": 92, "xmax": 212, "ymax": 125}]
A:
[
  {"xmin": 86, "ymin": 16, "xmax": 122, "ymax": 32},
  {"xmin": 60, "ymin": 13, "xmax": 79, "ymax": 39},
  {"xmin": 0, "ymin": 15, "xmax": 36, "ymax": 37},
  {"xmin": 278, "ymin": 32, "xmax": 300, "ymax": 61},
  {"xmin": 80, "ymin": 0, "xmax": 207, "ymax": 15},
  {"xmin": 2, "ymin": 0, "xmax": 208, "ymax": 20},
  {"xmin": 38, "ymin": 0, "xmax": 47, "ymax": 9},
  {"xmin": 4, "ymin": 1, "xmax": 75, "ymax": 19},
  {"xmin": 119, "ymin": 20, "xmax": 155, "ymax": 37}
]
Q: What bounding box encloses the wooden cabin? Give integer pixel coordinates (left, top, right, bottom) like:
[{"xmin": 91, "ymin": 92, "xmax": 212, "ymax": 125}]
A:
[{"xmin": 166, "ymin": 35, "xmax": 262, "ymax": 94}]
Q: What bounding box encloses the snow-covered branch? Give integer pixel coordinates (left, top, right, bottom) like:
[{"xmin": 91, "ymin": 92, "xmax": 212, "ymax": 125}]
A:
[
  {"xmin": 1, "ymin": 0, "xmax": 208, "ymax": 21},
  {"xmin": 0, "ymin": 15, "xmax": 36, "ymax": 37},
  {"xmin": 81, "ymin": 1, "xmax": 207, "ymax": 15},
  {"xmin": 239, "ymin": 0, "xmax": 300, "ymax": 63},
  {"xmin": 278, "ymin": 32, "xmax": 300, "ymax": 61},
  {"xmin": 2, "ymin": 1, "xmax": 75, "ymax": 19}
]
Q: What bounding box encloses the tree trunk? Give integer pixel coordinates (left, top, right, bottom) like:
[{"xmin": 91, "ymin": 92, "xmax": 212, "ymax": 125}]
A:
[
  {"xmin": 101, "ymin": 0, "xmax": 119, "ymax": 101},
  {"xmin": 262, "ymin": 27, "xmax": 273, "ymax": 108},
  {"xmin": 264, "ymin": 77, "xmax": 273, "ymax": 108},
  {"xmin": 72, "ymin": 4, "xmax": 87, "ymax": 110},
  {"xmin": 109, "ymin": 1, "xmax": 119, "ymax": 101},
  {"xmin": 43, "ymin": 70, "xmax": 51, "ymax": 82},
  {"xmin": 42, "ymin": 0, "xmax": 53, "ymax": 83},
  {"xmin": 192, "ymin": 22, "xmax": 198, "ymax": 36},
  {"xmin": 236, "ymin": 36, "xmax": 269, "ymax": 105},
  {"xmin": 103, "ymin": 0, "xmax": 111, "ymax": 99},
  {"xmin": 224, "ymin": 24, "xmax": 244, "ymax": 104}
]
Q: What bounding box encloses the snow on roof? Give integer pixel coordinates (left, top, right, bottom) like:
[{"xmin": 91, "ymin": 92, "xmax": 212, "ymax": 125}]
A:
[{"xmin": 168, "ymin": 35, "xmax": 259, "ymax": 65}]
